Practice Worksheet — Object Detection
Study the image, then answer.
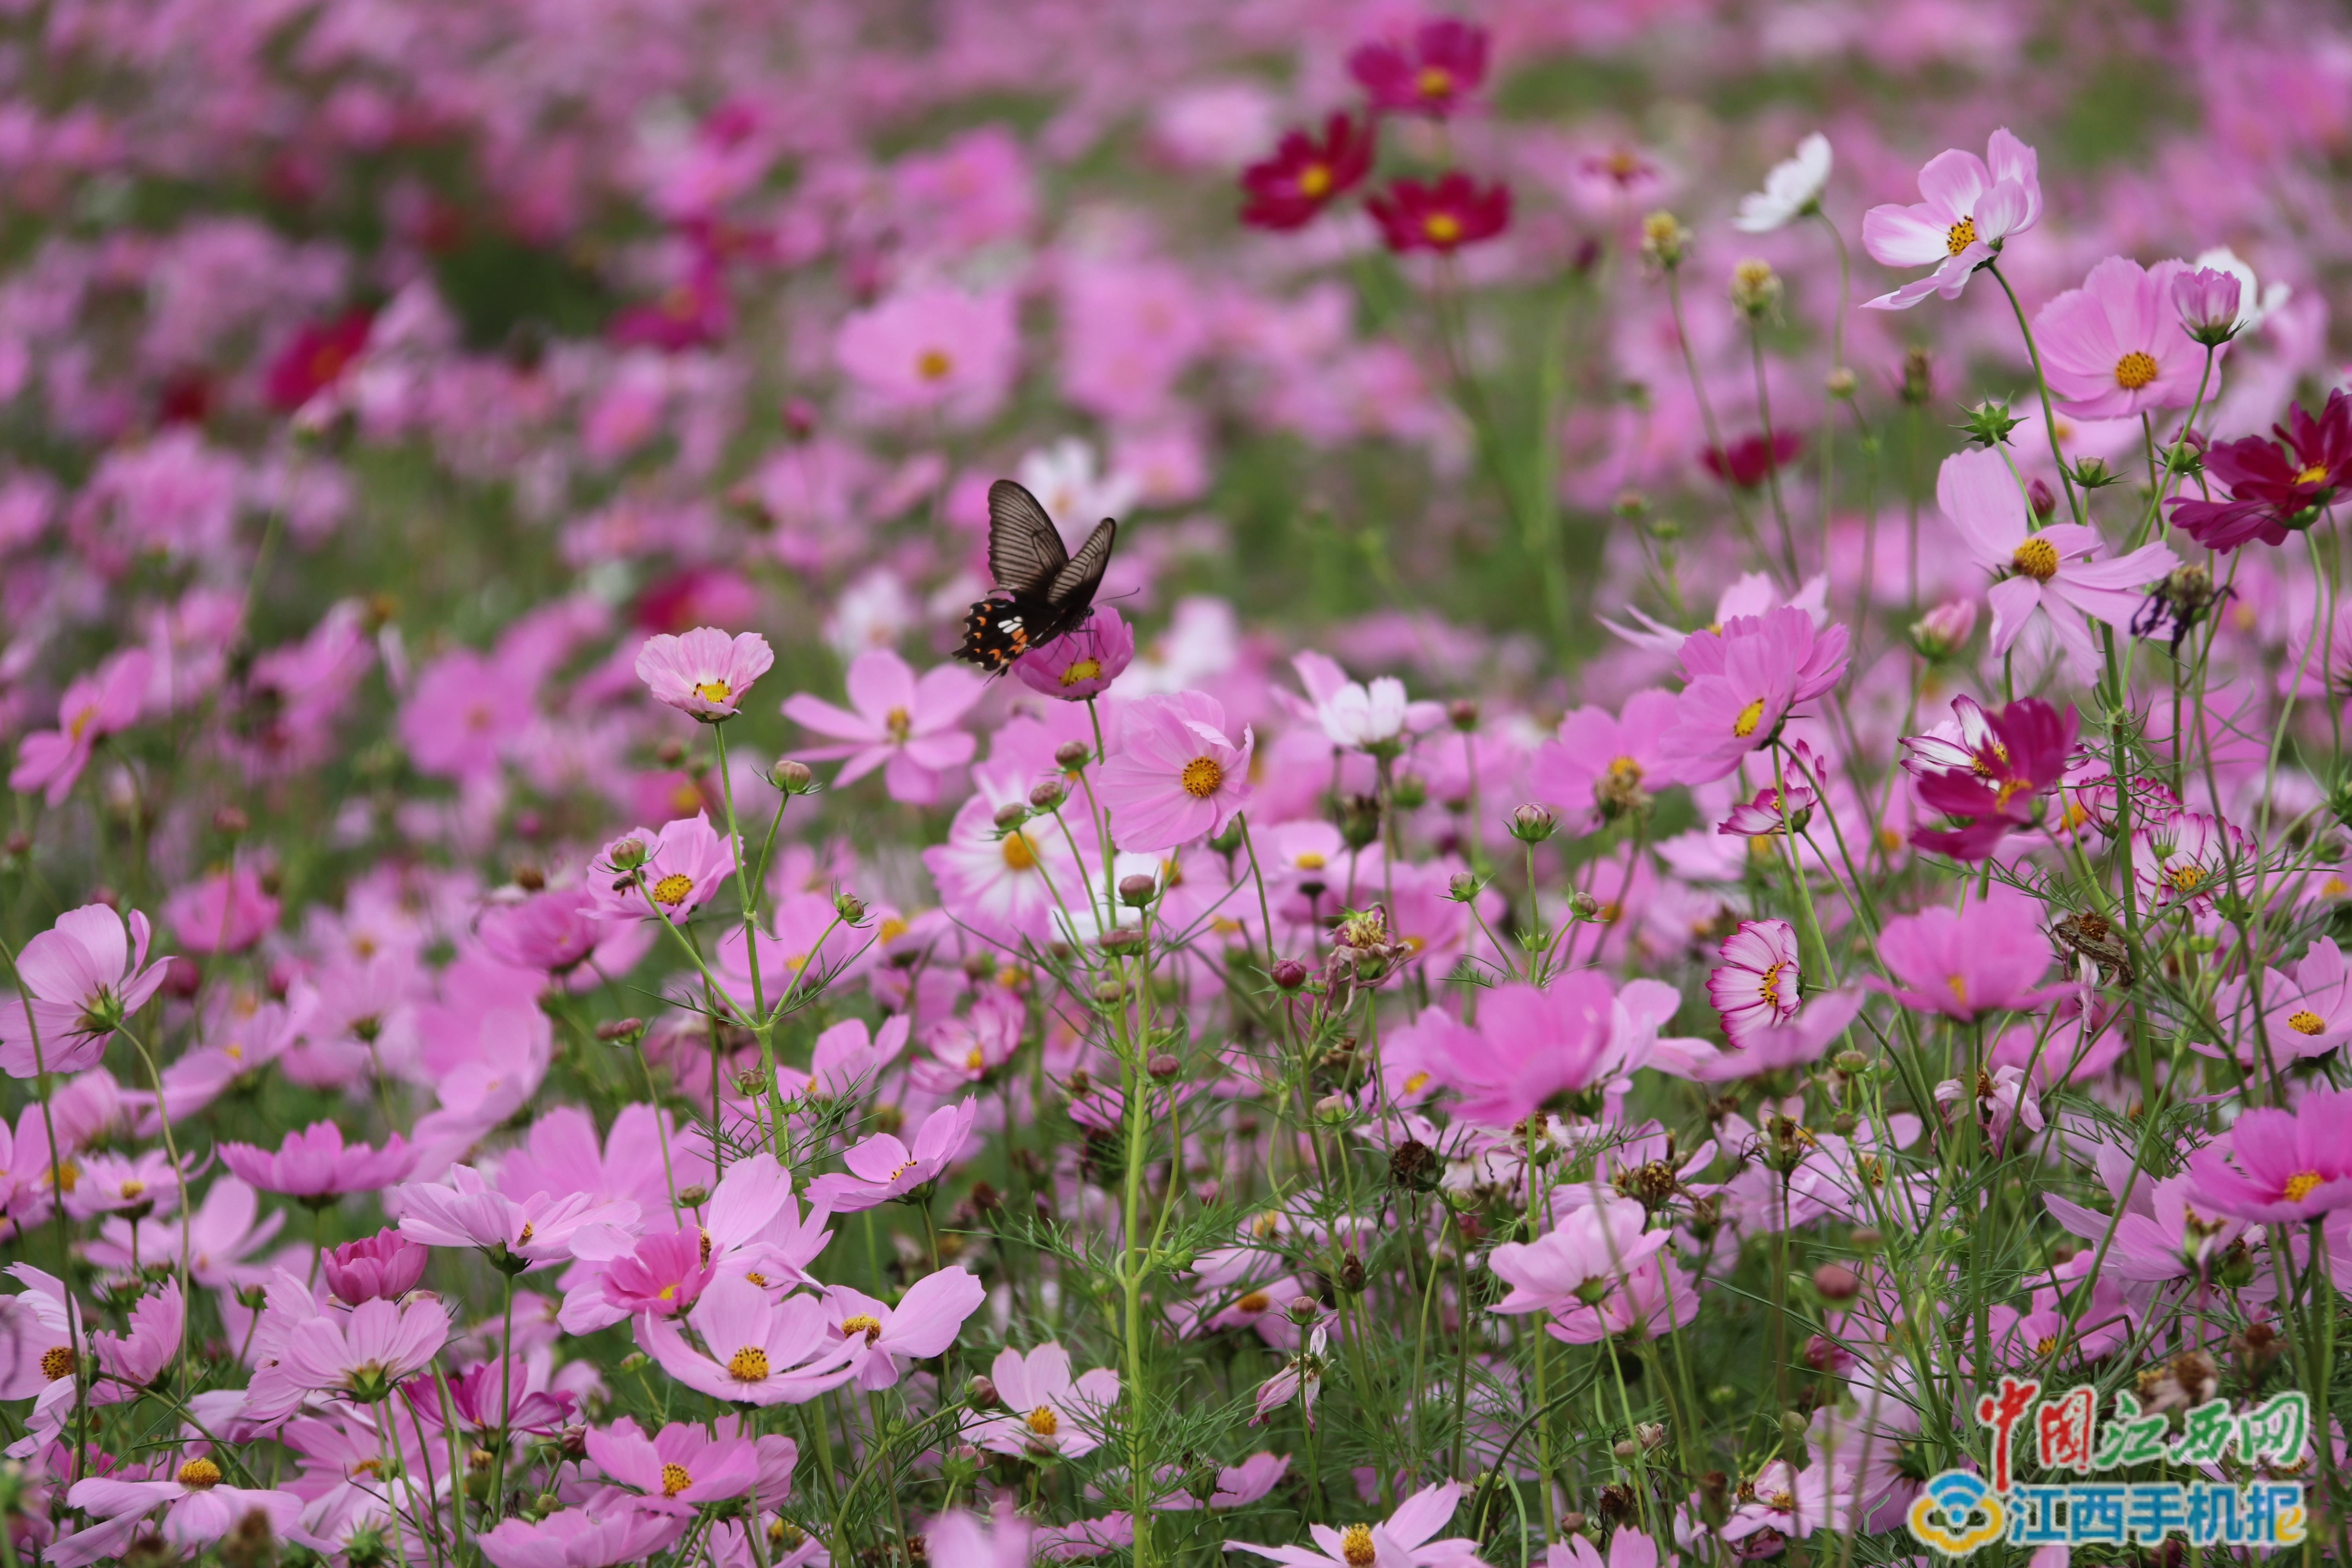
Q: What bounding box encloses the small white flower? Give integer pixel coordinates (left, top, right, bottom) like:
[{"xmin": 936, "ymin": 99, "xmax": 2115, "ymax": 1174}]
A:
[
  {"xmin": 2192, "ymin": 245, "xmax": 2290, "ymax": 336},
  {"xmin": 1014, "ymin": 438, "xmax": 1140, "ymax": 545},
  {"xmin": 1732, "ymin": 132, "xmax": 1832, "ymax": 234}
]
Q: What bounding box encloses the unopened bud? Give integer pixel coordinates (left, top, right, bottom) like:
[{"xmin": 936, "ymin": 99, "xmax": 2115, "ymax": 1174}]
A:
[
  {"xmin": 993, "ymin": 802, "xmax": 1029, "ymax": 832},
  {"xmin": 1850, "ymin": 1226, "xmax": 1883, "ymax": 1249},
  {"xmin": 1826, "ymin": 366, "xmax": 1857, "ymax": 399},
  {"xmin": 1613, "ymin": 1439, "xmax": 1640, "ymax": 1459},
  {"xmin": 1336, "ymin": 1252, "xmax": 1366, "ymax": 1293},
  {"xmin": 1287, "ymin": 1295, "xmax": 1320, "ymax": 1325},
  {"xmin": 967, "ymin": 1374, "xmax": 999, "ymax": 1408},
  {"xmin": 1908, "ymin": 598, "xmax": 1978, "ymax": 661},
  {"xmin": 1147, "ymin": 1053, "xmax": 1180, "ymax": 1080},
  {"xmin": 1570, "ymin": 890, "xmax": 1602, "ymax": 921},
  {"xmin": 962, "ymin": 951, "xmax": 997, "ymax": 980},
  {"xmin": 606, "ymin": 838, "xmax": 648, "ymax": 871},
  {"xmin": 1390, "ymin": 772, "xmax": 1428, "ymax": 810},
  {"xmin": 1270, "ymin": 958, "xmax": 1310, "ymax": 991},
  {"xmin": 1833, "ymin": 1049, "xmax": 1868, "ymax": 1074},
  {"xmin": 1092, "ymin": 980, "xmax": 1125, "ymax": 1005},
  {"xmin": 1119, "ymin": 874, "xmax": 1159, "ymax": 908},
  {"xmin": 1448, "ymin": 699, "xmax": 1480, "ymax": 731},
  {"xmin": 675, "ymin": 1185, "xmax": 710, "ymax": 1207},
  {"xmin": 1053, "ymin": 740, "xmax": 1092, "ymax": 770},
  {"xmin": 1559, "ymin": 1512, "xmax": 1587, "ymax": 1534},
  {"xmin": 833, "ymin": 891, "xmax": 868, "ymax": 926},
  {"xmin": 2073, "ymin": 455, "xmax": 2119, "ymax": 489},
  {"xmin": 1447, "ymin": 871, "xmax": 1479, "ymax": 902},
  {"xmin": 1729, "ymin": 257, "xmax": 1781, "ymax": 316},
  {"xmin": 1509, "ymin": 803, "xmax": 1558, "ymax": 844},
  {"xmin": 595, "ymin": 1016, "xmax": 647, "ymax": 1046},
  {"xmin": 1813, "ymin": 1263, "xmax": 1862, "ymax": 1301},
  {"xmin": 2027, "ymin": 476, "xmax": 2058, "ymax": 520},
  {"xmin": 1636, "ymin": 1421, "xmax": 1666, "ymax": 1450},
  {"xmin": 1900, "ymin": 347, "xmax": 1934, "ymax": 407},
  {"xmin": 770, "ymin": 759, "xmax": 815, "ymax": 793},
  {"xmin": 1028, "ymin": 779, "xmax": 1066, "ymax": 811}
]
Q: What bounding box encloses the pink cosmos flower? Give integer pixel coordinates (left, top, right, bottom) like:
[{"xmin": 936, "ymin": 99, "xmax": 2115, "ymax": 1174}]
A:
[
  {"xmin": 2172, "ymin": 265, "xmax": 2245, "ymax": 345},
  {"xmin": 1096, "ymin": 691, "xmax": 1254, "ymax": 853},
  {"xmin": 221, "ymin": 1122, "xmax": 414, "ymax": 1200},
  {"xmin": 808, "ymin": 1099, "xmax": 977, "ymax": 1212},
  {"xmin": 477, "ymin": 885, "xmax": 624, "ymax": 975},
  {"xmin": 561, "ymin": 1226, "xmax": 713, "ymax": 1335},
  {"xmin": 434, "ymin": 1355, "xmax": 579, "ymax": 1437},
  {"xmin": 635, "ymin": 627, "xmax": 774, "ymax": 722},
  {"xmin": 84, "ymin": 1174, "xmax": 282, "ymax": 1289},
  {"xmin": 396, "ymin": 648, "xmax": 510, "ymax": 782},
  {"xmin": 925, "ymin": 1502, "xmax": 1034, "ymax": 1568},
  {"xmin": 1866, "ymin": 885, "xmax": 2066, "ymax": 1021},
  {"xmin": 476, "ymin": 1500, "xmax": 690, "ymax": 1568},
  {"xmin": 1860, "ymin": 128, "xmax": 2041, "ymax": 310},
  {"xmin": 2133, "ymin": 808, "xmax": 2255, "ymax": 917},
  {"xmin": 969, "ymin": 1343, "xmax": 1122, "ymax": 1458},
  {"xmin": 1692, "ymin": 988, "xmax": 1864, "ymax": 1082},
  {"xmin": 1936, "ymin": 446, "xmax": 2176, "ymax": 679},
  {"xmin": 2221, "ymin": 938, "xmax": 2352, "ymax": 1059},
  {"xmin": 1227, "ymin": 1480, "xmax": 1481, "ymax": 1568},
  {"xmin": 1015, "ymin": 607, "xmax": 1134, "ymax": 701},
  {"xmin": 10, "ymin": 647, "xmax": 151, "ymax": 806},
  {"xmin": 1657, "ymin": 608, "xmax": 1850, "ymax": 783},
  {"xmin": 89, "ymin": 1278, "xmax": 183, "ymax": 1403},
  {"xmin": 1531, "ymin": 690, "xmax": 1683, "ymax": 828},
  {"xmin": 1709, "ymin": 919, "xmax": 1801, "ymax": 1045},
  {"xmin": 1551, "ymin": 1528, "xmax": 1665, "ymax": 1568},
  {"xmin": 2185, "ymin": 1085, "xmax": 2352, "ymax": 1222},
  {"xmin": 1396, "ymin": 973, "xmax": 1623, "ymax": 1126},
  {"xmin": 1904, "ymin": 694, "xmax": 2079, "ymax": 862},
  {"xmin": 162, "ymin": 867, "xmax": 279, "ymax": 954},
  {"xmin": 833, "ymin": 284, "xmax": 1018, "ymax": 423},
  {"xmin": 2033, "ymin": 257, "xmax": 2205, "ymax": 419},
  {"xmin": 321, "ymin": 1229, "xmax": 429, "ymax": 1305},
  {"xmin": 394, "ymin": 1163, "xmax": 640, "ymax": 1268},
  {"xmin": 281, "ymin": 1294, "xmax": 451, "ymax": 1402},
  {"xmin": 1488, "ymin": 1199, "xmax": 1699, "ymax": 1343},
  {"xmin": 782, "ymin": 648, "xmax": 982, "ymax": 806},
  {"xmin": 639, "ymin": 1276, "xmax": 860, "ymax": 1406},
  {"xmin": 1720, "ymin": 1457, "xmax": 1854, "ymax": 1546},
  {"xmin": 824, "ymin": 1265, "xmax": 987, "ymax": 1390},
  {"xmin": 1157, "ymin": 1452, "xmax": 1292, "ymax": 1511},
  {"xmin": 1348, "ymin": 18, "xmax": 1488, "ymax": 116},
  {"xmin": 589, "ymin": 812, "xmax": 735, "ymax": 925},
  {"xmin": 65, "ymin": 1465, "xmax": 303, "ymax": 1559},
  {"xmin": 1251, "ymin": 1324, "xmax": 1328, "ymax": 1428},
  {"xmin": 587, "ymin": 1416, "xmax": 759, "ymax": 1506},
  {"xmin": 0, "ymin": 904, "xmax": 173, "ymax": 1078}
]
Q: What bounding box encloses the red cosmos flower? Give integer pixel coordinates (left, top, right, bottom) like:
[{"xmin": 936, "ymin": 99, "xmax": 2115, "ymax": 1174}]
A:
[
  {"xmin": 2167, "ymin": 390, "xmax": 2352, "ymax": 552},
  {"xmin": 1701, "ymin": 431, "xmax": 1804, "ymax": 488},
  {"xmin": 1348, "ymin": 18, "xmax": 1490, "ymax": 117},
  {"xmin": 1367, "ymin": 172, "xmax": 1511, "ymax": 254},
  {"xmin": 1901, "ymin": 694, "xmax": 2078, "ymax": 862},
  {"xmin": 1240, "ymin": 113, "xmax": 1375, "ymax": 231},
  {"xmin": 265, "ymin": 307, "xmax": 374, "ymax": 411}
]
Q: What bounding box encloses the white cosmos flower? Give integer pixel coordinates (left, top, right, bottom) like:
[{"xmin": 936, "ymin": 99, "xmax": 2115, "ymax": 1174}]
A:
[
  {"xmin": 1014, "ymin": 437, "xmax": 1140, "ymax": 548},
  {"xmin": 1732, "ymin": 132, "xmax": 1832, "ymax": 233},
  {"xmin": 2192, "ymin": 246, "xmax": 2290, "ymax": 336}
]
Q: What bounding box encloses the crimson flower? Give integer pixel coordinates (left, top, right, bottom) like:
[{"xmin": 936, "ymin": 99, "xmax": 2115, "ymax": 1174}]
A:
[
  {"xmin": 1348, "ymin": 18, "xmax": 1489, "ymax": 116},
  {"xmin": 1902, "ymin": 695, "xmax": 2078, "ymax": 862},
  {"xmin": 1702, "ymin": 431, "xmax": 1804, "ymax": 488},
  {"xmin": 265, "ymin": 308, "xmax": 374, "ymax": 412},
  {"xmin": 1366, "ymin": 172, "xmax": 1510, "ymax": 254},
  {"xmin": 1240, "ymin": 114, "xmax": 1374, "ymax": 232},
  {"xmin": 2167, "ymin": 390, "xmax": 2352, "ymax": 552}
]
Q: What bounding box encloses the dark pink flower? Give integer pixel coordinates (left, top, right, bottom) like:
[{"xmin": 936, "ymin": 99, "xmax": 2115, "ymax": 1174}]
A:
[
  {"xmin": 587, "ymin": 1416, "xmax": 759, "ymax": 1506},
  {"xmin": 1366, "ymin": 172, "xmax": 1511, "ymax": 253},
  {"xmin": 1903, "ymin": 694, "xmax": 2079, "ymax": 862},
  {"xmin": 220, "ymin": 1122, "xmax": 416, "ymax": 1200},
  {"xmin": 1014, "ymin": 608, "xmax": 1134, "ymax": 701},
  {"xmin": 2186, "ymin": 1086, "xmax": 2352, "ymax": 1222},
  {"xmin": 1347, "ymin": 18, "xmax": 1489, "ymax": 116},
  {"xmin": 321, "ymin": 1229, "xmax": 429, "ymax": 1305},
  {"xmin": 1240, "ymin": 114, "xmax": 1375, "ymax": 230}
]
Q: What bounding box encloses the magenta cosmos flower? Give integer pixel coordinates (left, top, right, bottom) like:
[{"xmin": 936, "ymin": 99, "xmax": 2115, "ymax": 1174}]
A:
[
  {"xmin": 220, "ymin": 1121, "xmax": 416, "ymax": 1201},
  {"xmin": 1937, "ymin": 446, "xmax": 2176, "ymax": 679},
  {"xmin": 2033, "ymin": 256, "xmax": 2205, "ymax": 419},
  {"xmin": 1902, "ymin": 694, "xmax": 2078, "ymax": 862},
  {"xmin": 1392, "ymin": 971, "xmax": 1622, "ymax": 1126},
  {"xmin": 2185, "ymin": 1085, "xmax": 2352, "ymax": 1223},
  {"xmin": 1657, "ymin": 607, "xmax": 1849, "ymax": 784},
  {"xmin": 1531, "ymin": 689, "xmax": 1683, "ymax": 828},
  {"xmin": 2168, "ymin": 390, "xmax": 2352, "ymax": 553},
  {"xmin": 1367, "ymin": 172, "xmax": 1512, "ymax": 254},
  {"xmin": 589, "ymin": 812, "xmax": 735, "ymax": 925},
  {"xmin": 1227, "ymin": 1480, "xmax": 1479, "ymax": 1568},
  {"xmin": 639, "ymin": 1276, "xmax": 860, "ymax": 1406},
  {"xmin": 969, "ymin": 1343, "xmax": 1122, "ymax": 1458},
  {"xmin": 1014, "ymin": 606, "xmax": 1134, "ymax": 701},
  {"xmin": 1240, "ymin": 113, "xmax": 1375, "ymax": 231},
  {"xmin": 782, "ymin": 648, "xmax": 982, "ymax": 806},
  {"xmin": 281, "ymin": 1293, "xmax": 451, "ymax": 1402},
  {"xmin": 1865, "ymin": 885, "xmax": 2066, "ymax": 1021},
  {"xmin": 321, "ymin": 1229, "xmax": 429, "ymax": 1305},
  {"xmin": 586, "ymin": 1416, "xmax": 759, "ymax": 1506},
  {"xmin": 1709, "ymin": 918, "xmax": 1801, "ymax": 1046},
  {"xmin": 1861, "ymin": 127, "xmax": 2040, "ymax": 310},
  {"xmin": 1348, "ymin": 18, "xmax": 1488, "ymax": 116},
  {"xmin": 1096, "ymin": 691, "xmax": 1254, "ymax": 853},
  {"xmin": 9, "ymin": 646, "xmax": 150, "ymax": 807},
  {"xmin": 824, "ymin": 1265, "xmax": 987, "ymax": 1390},
  {"xmin": 0, "ymin": 903, "xmax": 172, "ymax": 1078},
  {"xmin": 808, "ymin": 1098, "xmax": 977, "ymax": 1212},
  {"xmin": 833, "ymin": 283, "xmax": 1018, "ymax": 423},
  {"xmin": 634, "ymin": 627, "xmax": 775, "ymax": 722}
]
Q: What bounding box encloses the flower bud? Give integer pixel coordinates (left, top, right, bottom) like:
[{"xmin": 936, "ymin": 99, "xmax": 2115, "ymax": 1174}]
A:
[
  {"xmin": 1825, "ymin": 366, "xmax": 1857, "ymax": 399},
  {"xmin": 2027, "ymin": 476, "xmax": 2058, "ymax": 520},
  {"xmin": 1118, "ymin": 874, "xmax": 1159, "ymax": 908},
  {"xmin": 1811, "ymin": 1263, "xmax": 1861, "ymax": 1301},
  {"xmin": 1509, "ymin": 803, "xmax": 1558, "ymax": 844},
  {"xmin": 1147, "ymin": 1052, "xmax": 1180, "ymax": 1080},
  {"xmin": 1270, "ymin": 958, "xmax": 1310, "ymax": 991},
  {"xmin": 1390, "ymin": 772, "xmax": 1428, "ymax": 811},
  {"xmin": 1833, "ymin": 1049, "xmax": 1868, "ymax": 1074},
  {"xmin": 1287, "ymin": 1295, "xmax": 1321, "ymax": 1325},
  {"xmin": 1907, "ymin": 598, "xmax": 1978, "ymax": 661},
  {"xmin": 1336, "ymin": 1252, "xmax": 1366, "ymax": 1293},
  {"xmin": 1958, "ymin": 398, "xmax": 2025, "ymax": 448},
  {"xmin": 1028, "ymin": 779, "xmax": 1066, "ymax": 811},
  {"xmin": 770, "ymin": 759, "xmax": 815, "ymax": 793},
  {"xmin": 993, "ymin": 802, "xmax": 1030, "ymax": 832},
  {"xmin": 606, "ymin": 838, "xmax": 648, "ymax": 871},
  {"xmin": 675, "ymin": 1185, "xmax": 710, "ymax": 1207},
  {"xmin": 1613, "ymin": 1439, "xmax": 1640, "ymax": 1459},
  {"xmin": 1053, "ymin": 740, "xmax": 1092, "ymax": 770},
  {"xmin": 1899, "ymin": 346, "xmax": 1934, "ymax": 407},
  {"xmin": 1448, "ymin": 699, "xmax": 1480, "ymax": 731},
  {"xmin": 967, "ymin": 1374, "xmax": 999, "ymax": 1408},
  {"xmin": 1850, "ymin": 1226, "xmax": 1883, "ymax": 1250},
  {"xmin": 1446, "ymin": 871, "xmax": 1480, "ymax": 902},
  {"xmin": 2073, "ymin": 455, "xmax": 2120, "ymax": 489},
  {"xmin": 833, "ymin": 891, "xmax": 869, "ymax": 926},
  {"xmin": 1729, "ymin": 257, "xmax": 1781, "ymax": 317},
  {"xmin": 1639, "ymin": 210, "xmax": 1690, "ymax": 270},
  {"xmin": 1337, "ymin": 793, "xmax": 1382, "ymax": 850},
  {"xmin": 213, "ymin": 806, "xmax": 250, "ymax": 835},
  {"xmin": 1570, "ymin": 890, "xmax": 1602, "ymax": 922},
  {"xmin": 1092, "ymin": 980, "xmax": 1126, "ymax": 1005},
  {"xmin": 2173, "ymin": 265, "xmax": 2245, "ymax": 347},
  {"xmin": 595, "ymin": 1016, "xmax": 646, "ymax": 1046}
]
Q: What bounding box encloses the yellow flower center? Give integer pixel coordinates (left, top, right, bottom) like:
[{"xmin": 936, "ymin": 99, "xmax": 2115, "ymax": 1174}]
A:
[
  {"xmin": 1423, "ymin": 212, "xmax": 1462, "ymax": 244},
  {"xmin": 1297, "ymin": 163, "xmax": 1332, "ymax": 198},
  {"xmin": 728, "ymin": 1346, "xmax": 771, "ymax": 1382},
  {"xmin": 2298, "ymin": 464, "xmax": 2330, "ymax": 486},
  {"xmin": 1342, "ymin": 1524, "xmax": 1377, "ymax": 1567},
  {"xmin": 1180, "ymin": 757, "xmax": 1224, "ymax": 799},
  {"xmin": 1238, "ymin": 1291, "xmax": 1271, "ymax": 1313},
  {"xmin": 657, "ymin": 1283, "xmax": 677, "ymax": 1301},
  {"xmin": 916, "ymin": 348, "xmax": 953, "ymax": 381},
  {"xmin": 1945, "ymin": 974, "xmax": 1968, "ymax": 1006},
  {"xmin": 1026, "ymin": 1405, "xmax": 1060, "ymax": 1436},
  {"xmin": 2284, "ymin": 1171, "xmax": 2326, "ymax": 1202},
  {"xmin": 1415, "ymin": 65, "xmax": 1454, "ymax": 97},
  {"xmin": 652, "ymin": 873, "xmax": 695, "ymax": 906},
  {"xmin": 2170, "ymin": 864, "xmax": 2204, "ymax": 893},
  {"xmin": 1608, "ymin": 755, "xmax": 1641, "ymax": 784},
  {"xmin": 885, "ymin": 705, "xmax": 911, "ymax": 740},
  {"xmin": 840, "ymin": 1314, "xmax": 884, "ymax": 1343},
  {"xmin": 1001, "ymin": 831, "xmax": 1036, "ymax": 871},
  {"xmin": 1944, "ymin": 216, "xmax": 1978, "ymax": 255},
  {"xmin": 1732, "ymin": 698, "xmax": 1767, "ymax": 739},
  {"xmin": 1758, "ymin": 962, "xmax": 1786, "ymax": 1009},
  {"xmin": 2288, "ymin": 1009, "xmax": 2327, "ymax": 1036},
  {"xmin": 1295, "ymin": 851, "xmax": 1326, "ymax": 870},
  {"xmin": 661, "ymin": 1462, "xmax": 693, "ymax": 1496},
  {"xmin": 2012, "ymin": 537, "xmax": 2060, "ymax": 582},
  {"xmin": 1060, "ymin": 659, "xmax": 1102, "ymax": 687},
  {"xmin": 2114, "ymin": 350, "xmax": 2160, "ymax": 391},
  {"xmin": 1403, "ymin": 1070, "xmax": 1430, "ymax": 1094},
  {"xmin": 118, "ymin": 1180, "xmax": 145, "ymax": 1200},
  {"xmin": 39, "ymin": 1346, "xmax": 72, "ymax": 1381},
  {"xmin": 177, "ymin": 1457, "xmax": 223, "ymax": 1490},
  {"xmin": 693, "ymin": 679, "xmax": 731, "ymax": 704},
  {"xmin": 965, "ymin": 1047, "xmax": 985, "ymax": 1071},
  {"xmin": 744, "ymin": 1271, "xmax": 768, "ymax": 1287}
]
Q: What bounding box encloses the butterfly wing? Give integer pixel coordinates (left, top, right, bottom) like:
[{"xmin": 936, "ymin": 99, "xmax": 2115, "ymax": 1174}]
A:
[
  {"xmin": 1040, "ymin": 519, "xmax": 1116, "ymax": 630},
  {"xmin": 954, "ymin": 596, "xmax": 1033, "ymax": 673},
  {"xmin": 986, "ymin": 479, "xmax": 1068, "ymax": 593}
]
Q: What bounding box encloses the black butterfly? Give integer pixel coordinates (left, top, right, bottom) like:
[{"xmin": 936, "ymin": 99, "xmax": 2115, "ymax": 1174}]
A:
[{"xmin": 954, "ymin": 479, "xmax": 1118, "ymax": 673}]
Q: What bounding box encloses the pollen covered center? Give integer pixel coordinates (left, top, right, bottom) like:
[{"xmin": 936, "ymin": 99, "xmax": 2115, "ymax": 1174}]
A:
[
  {"xmin": 1025, "ymin": 1405, "xmax": 1060, "ymax": 1436},
  {"xmin": 2011, "ymin": 537, "xmax": 2060, "ymax": 582},
  {"xmin": 1342, "ymin": 1524, "xmax": 1377, "ymax": 1567},
  {"xmin": 693, "ymin": 679, "xmax": 731, "ymax": 704},
  {"xmin": 1758, "ymin": 962, "xmax": 1787, "ymax": 1009},
  {"xmin": 1944, "ymin": 216, "xmax": 1978, "ymax": 255},
  {"xmin": 1060, "ymin": 659, "xmax": 1102, "ymax": 687},
  {"xmin": 1000, "ymin": 831, "xmax": 1036, "ymax": 871},
  {"xmin": 1415, "ymin": 65, "xmax": 1453, "ymax": 97},
  {"xmin": 2299, "ymin": 464, "xmax": 2330, "ymax": 486},
  {"xmin": 2284, "ymin": 1170, "xmax": 2326, "ymax": 1202},
  {"xmin": 916, "ymin": 348, "xmax": 953, "ymax": 381},
  {"xmin": 661, "ymin": 1462, "xmax": 693, "ymax": 1496},
  {"xmin": 2288, "ymin": 1009, "xmax": 2327, "ymax": 1036},
  {"xmin": 177, "ymin": 1457, "xmax": 223, "ymax": 1489},
  {"xmin": 840, "ymin": 1313, "xmax": 884, "ymax": 1343},
  {"xmin": 1297, "ymin": 163, "xmax": 1332, "ymax": 198},
  {"xmin": 1180, "ymin": 756, "xmax": 1224, "ymax": 798},
  {"xmin": 39, "ymin": 1346, "xmax": 72, "ymax": 1381},
  {"xmin": 2114, "ymin": 350, "xmax": 2160, "ymax": 390},
  {"xmin": 652, "ymin": 873, "xmax": 695, "ymax": 906},
  {"xmin": 1424, "ymin": 212, "xmax": 1462, "ymax": 244},
  {"xmin": 728, "ymin": 1346, "xmax": 771, "ymax": 1382},
  {"xmin": 1732, "ymin": 698, "xmax": 1767, "ymax": 738}
]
